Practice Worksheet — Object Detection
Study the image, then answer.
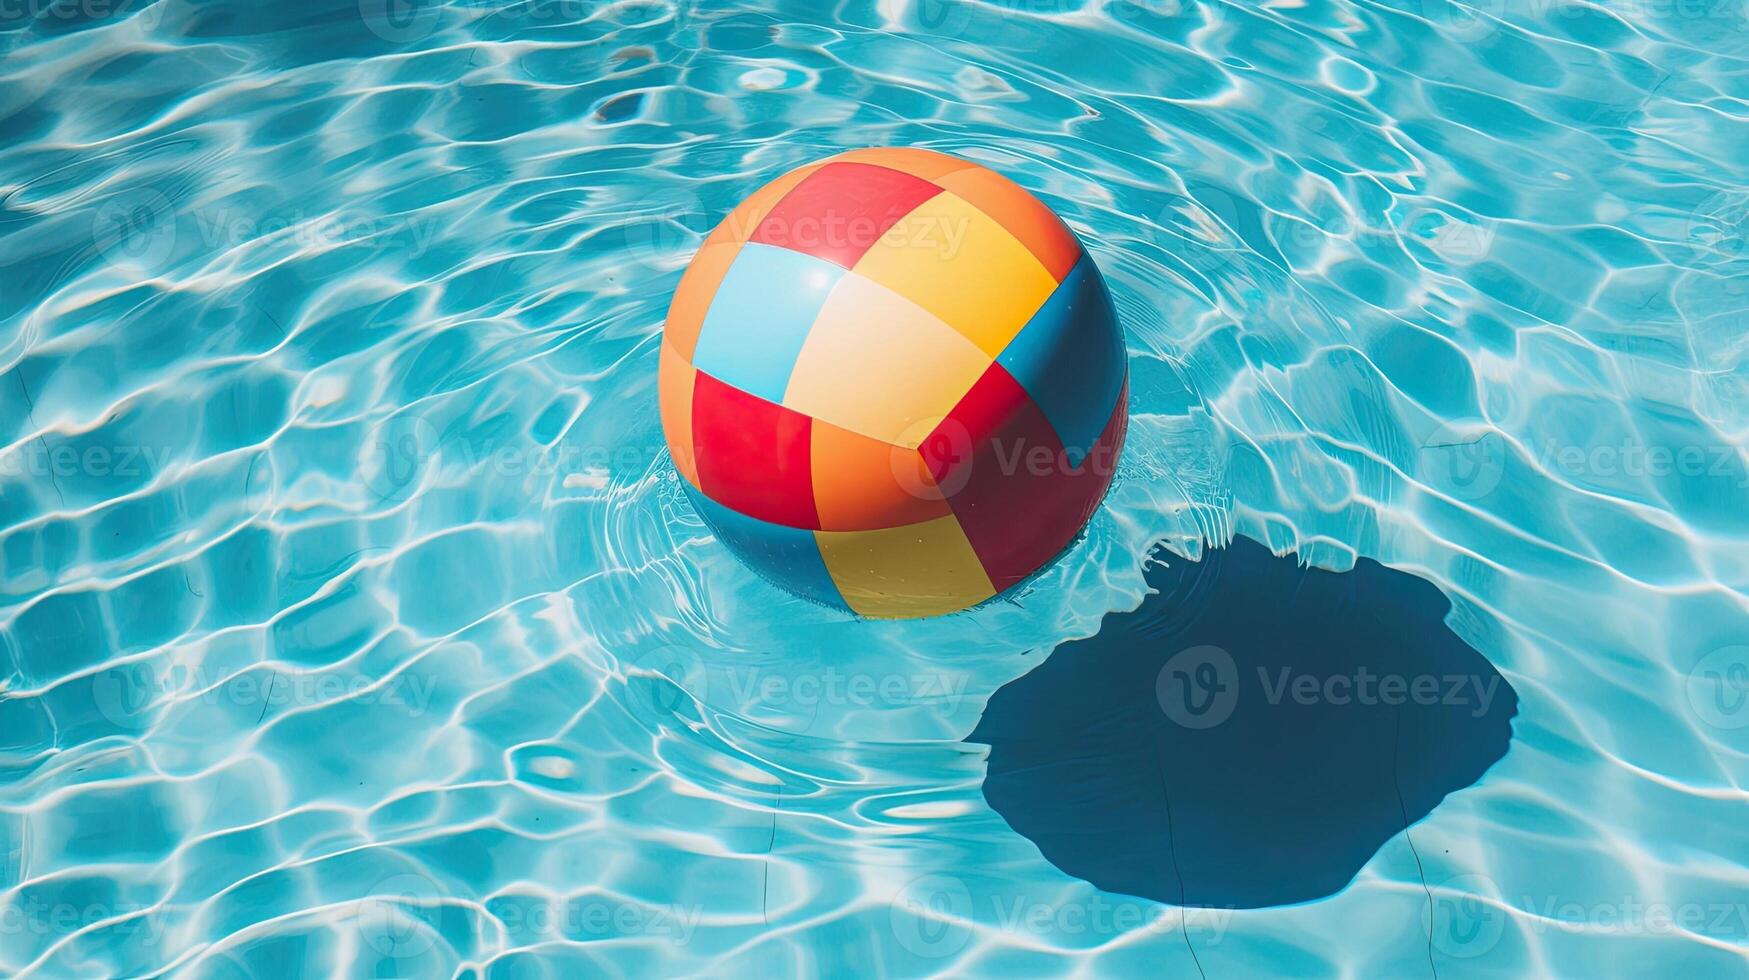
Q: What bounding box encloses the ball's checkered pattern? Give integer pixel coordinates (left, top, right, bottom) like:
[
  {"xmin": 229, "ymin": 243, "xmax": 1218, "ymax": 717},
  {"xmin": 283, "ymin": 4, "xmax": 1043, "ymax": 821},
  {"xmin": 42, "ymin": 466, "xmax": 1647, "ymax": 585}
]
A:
[{"xmin": 660, "ymin": 148, "xmax": 1127, "ymax": 618}]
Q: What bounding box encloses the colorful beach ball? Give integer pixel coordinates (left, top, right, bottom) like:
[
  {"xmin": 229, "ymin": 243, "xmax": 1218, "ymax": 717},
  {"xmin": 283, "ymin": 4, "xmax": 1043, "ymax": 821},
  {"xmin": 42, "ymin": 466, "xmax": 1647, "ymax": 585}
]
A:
[{"xmin": 659, "ymin": 147, "xmax": 1127, "ymax": 618}]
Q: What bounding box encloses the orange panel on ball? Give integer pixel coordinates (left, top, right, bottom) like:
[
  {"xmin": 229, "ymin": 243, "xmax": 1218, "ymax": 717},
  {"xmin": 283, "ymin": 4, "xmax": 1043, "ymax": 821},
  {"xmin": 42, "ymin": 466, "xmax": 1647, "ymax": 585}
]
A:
[
  {"xmin": 664, "ymin": 238, "xmax": 739, "ymax": 363},
  {"xmin": 936, "ymin": 164, "xmax": 1084, "ymax": 283},
  {"xmin": 658, "ymin": 341, "xmax": 699, "ymax": 488},
  {"xmin": 810, "ymin": 419, "xmax": 952, "ymax": 531}
]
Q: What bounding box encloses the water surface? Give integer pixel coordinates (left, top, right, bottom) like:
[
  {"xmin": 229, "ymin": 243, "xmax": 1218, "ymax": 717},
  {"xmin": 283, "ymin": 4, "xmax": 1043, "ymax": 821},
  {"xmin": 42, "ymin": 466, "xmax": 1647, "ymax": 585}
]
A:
[{"xmin": 2, "ymin": 0, "xmax": 1747, "ymax": 975}]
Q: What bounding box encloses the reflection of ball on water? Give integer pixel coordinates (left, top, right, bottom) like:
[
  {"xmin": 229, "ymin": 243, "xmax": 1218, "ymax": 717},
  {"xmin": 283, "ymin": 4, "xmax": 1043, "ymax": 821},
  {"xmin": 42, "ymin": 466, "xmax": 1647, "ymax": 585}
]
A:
[{"xmin": 659, "ymin": 148, "xmax": 1128, "ymax": 618}]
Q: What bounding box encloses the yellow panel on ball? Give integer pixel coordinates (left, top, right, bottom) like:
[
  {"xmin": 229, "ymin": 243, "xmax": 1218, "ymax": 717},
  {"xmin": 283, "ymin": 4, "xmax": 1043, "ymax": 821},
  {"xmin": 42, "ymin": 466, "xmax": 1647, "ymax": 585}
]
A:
[
  {"xmin": 849, "ymin": 190, "xmax": 1059, "ymax": 358},
  {"xmin": 814, "ymin": 515, "xmax": 996, "ymax": 618}
]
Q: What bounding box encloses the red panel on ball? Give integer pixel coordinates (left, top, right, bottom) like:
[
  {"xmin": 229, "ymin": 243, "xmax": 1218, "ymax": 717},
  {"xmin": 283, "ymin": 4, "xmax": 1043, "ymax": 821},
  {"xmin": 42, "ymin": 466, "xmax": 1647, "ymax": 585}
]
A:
[
  {"xmin": 918, "ymin": 360, "xmax": 1029, "ymax": 487},
  {"xmin": 750, "ymin": 162, "xmax": 944, "ymax": 270},
  {"xmin": 692, "ymin": 372, "xmax": 820, "ymax": 529},
  {"xmin": 924, "ymin": 365, "xmax": 1127, "ymax": 592}
]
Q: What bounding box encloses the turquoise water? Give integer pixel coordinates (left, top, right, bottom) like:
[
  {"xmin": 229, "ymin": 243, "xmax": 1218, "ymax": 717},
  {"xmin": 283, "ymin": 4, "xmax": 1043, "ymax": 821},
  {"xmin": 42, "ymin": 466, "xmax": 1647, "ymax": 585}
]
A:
[{"xmin": 3, "ymin": 0, "xmax": 1748, "ymax": 975}]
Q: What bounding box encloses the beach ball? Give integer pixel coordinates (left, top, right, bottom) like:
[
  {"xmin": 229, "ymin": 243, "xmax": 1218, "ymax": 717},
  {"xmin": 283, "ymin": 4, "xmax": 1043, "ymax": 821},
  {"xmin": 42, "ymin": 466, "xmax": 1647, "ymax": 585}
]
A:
[{"xmin": 659, "ymin": 148, "xmax": 1127, "ymax": 618}]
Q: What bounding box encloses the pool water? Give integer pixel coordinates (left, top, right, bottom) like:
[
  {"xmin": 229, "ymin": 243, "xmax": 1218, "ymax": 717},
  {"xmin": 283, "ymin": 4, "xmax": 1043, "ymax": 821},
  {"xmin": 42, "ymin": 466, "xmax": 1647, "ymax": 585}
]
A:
[{"xmin": 3, "ymin": 0, "xmax": 1748, "ymax": 975}]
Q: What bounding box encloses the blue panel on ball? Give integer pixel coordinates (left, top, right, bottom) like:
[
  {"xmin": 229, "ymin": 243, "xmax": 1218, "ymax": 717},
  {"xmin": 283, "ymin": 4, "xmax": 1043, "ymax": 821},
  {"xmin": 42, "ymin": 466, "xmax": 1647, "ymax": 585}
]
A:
[
  {"xmin": 690, "ymin": 243, "xmax": 847, "ymax": 405},
  {"xmin": 684, "ymin": 484, "xmax": 850, "ymax": 612},
  {"xmin": 995, "ymin": 253, "xmax": 1126, "ymax": 466}
]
